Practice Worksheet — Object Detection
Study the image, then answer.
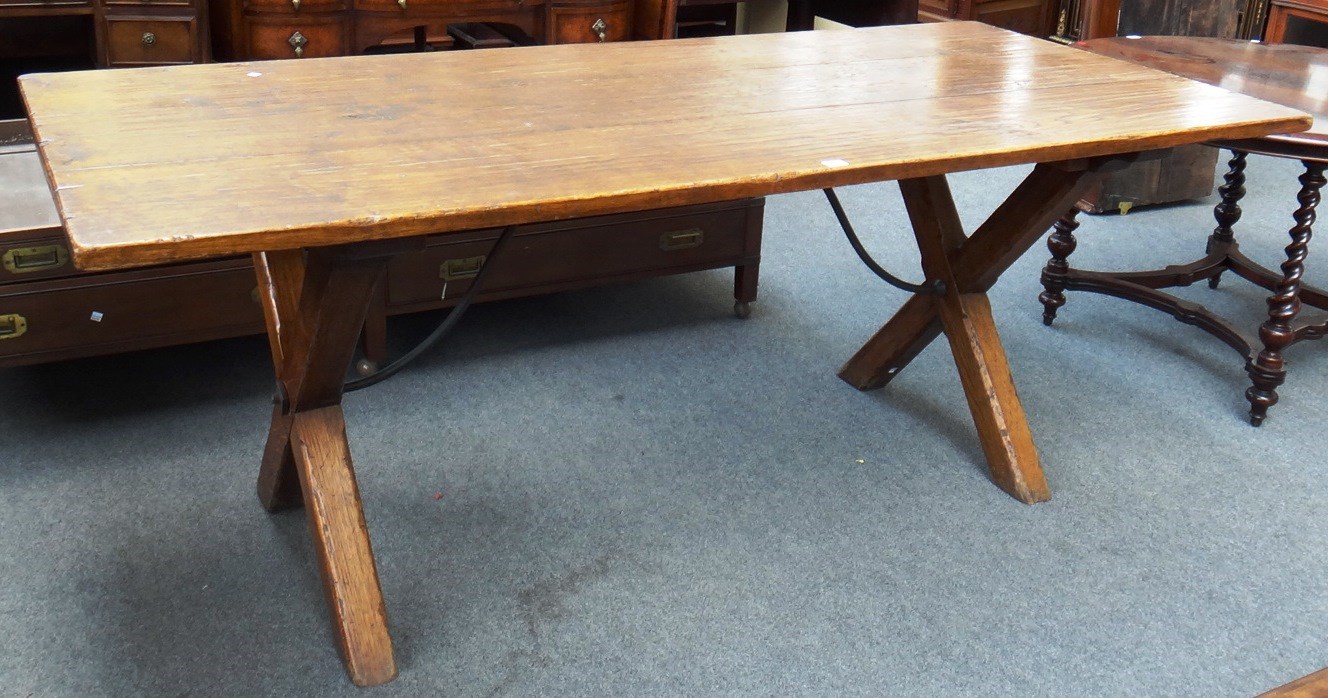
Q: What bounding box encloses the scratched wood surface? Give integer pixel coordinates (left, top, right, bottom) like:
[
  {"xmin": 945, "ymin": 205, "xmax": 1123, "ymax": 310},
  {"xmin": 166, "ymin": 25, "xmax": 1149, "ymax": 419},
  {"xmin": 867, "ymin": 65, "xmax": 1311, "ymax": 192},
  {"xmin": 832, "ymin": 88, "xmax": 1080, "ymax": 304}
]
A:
[{"xmin": 20, "ymin": 21, "xmax": 1311, "ymax": 271}]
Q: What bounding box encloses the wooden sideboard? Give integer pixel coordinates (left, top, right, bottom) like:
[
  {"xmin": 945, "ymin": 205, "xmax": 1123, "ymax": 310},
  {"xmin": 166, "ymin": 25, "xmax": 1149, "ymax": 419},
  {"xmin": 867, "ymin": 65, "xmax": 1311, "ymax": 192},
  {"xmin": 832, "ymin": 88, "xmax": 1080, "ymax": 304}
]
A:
[
  {"xmin": 208, "ymin": 0, "xmax": 677, "ymax": 60},
  {"xmin": 0, "ymin": 0, "xmax": 210, "ymax": 68}
]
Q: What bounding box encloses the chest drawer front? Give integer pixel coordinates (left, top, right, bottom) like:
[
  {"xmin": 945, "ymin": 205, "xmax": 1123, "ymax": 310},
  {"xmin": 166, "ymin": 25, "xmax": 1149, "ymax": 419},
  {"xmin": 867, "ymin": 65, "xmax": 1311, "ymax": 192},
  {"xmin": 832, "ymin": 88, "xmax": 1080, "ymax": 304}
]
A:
[
  {"xmin": 246, "ymin": 17, "xmax": 351, "ymax": 59},
  {"xmin": 384, "ymin": 200, "xmax": 759, "ymax": 307},
  {"xmin": 918, "ymin": 0, "xmax": 959, "ymax": 19},
  {"xmin": 104, "ymin": 0, "xmax": 195, "ymax": 8},
  {"xmin": 105, "ymin": 16, "xmax": 199, "ymax": 65},
  {"xmin": 547, "ymin": 0, "xmax": 630, "ymax": 43},
  {"xmin": 244, "ymin": 0, "xmax": 347, "ymax": 14},
  {"xmin": 0, "ymin": 259, "xmax": 265, "ymax": 367}
]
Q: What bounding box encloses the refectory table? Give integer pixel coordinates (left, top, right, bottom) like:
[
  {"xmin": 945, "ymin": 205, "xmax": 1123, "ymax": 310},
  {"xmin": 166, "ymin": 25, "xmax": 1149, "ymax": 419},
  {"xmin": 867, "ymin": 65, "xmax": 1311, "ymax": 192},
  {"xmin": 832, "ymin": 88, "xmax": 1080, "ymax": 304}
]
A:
[{"xmin": 19, "ymin": 22, "xmax": 1310, "ymax": 686}]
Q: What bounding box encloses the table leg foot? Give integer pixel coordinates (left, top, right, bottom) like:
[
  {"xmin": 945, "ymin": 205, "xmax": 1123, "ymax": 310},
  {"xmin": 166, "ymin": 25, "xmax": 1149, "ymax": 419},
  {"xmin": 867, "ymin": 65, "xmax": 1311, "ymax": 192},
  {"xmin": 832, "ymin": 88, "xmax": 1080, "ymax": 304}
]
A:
[
  {"xmin": 838, "ymin": 294, "xmax": 943, "ymax": 390},
  {"xmin": 937, "ymin": 291, "xmax": 1050, "ymax": 503},
  {"xmin": 1038, "ymin": 208, "xmax": 1081, "ymax": 326},
  {"xmin": 1246, "ymin": 160, "xmax": 1324, "ymax": 426},
  {"xmin": 293, "ymin": 405, "xmax": 397, "ymax": 687}
]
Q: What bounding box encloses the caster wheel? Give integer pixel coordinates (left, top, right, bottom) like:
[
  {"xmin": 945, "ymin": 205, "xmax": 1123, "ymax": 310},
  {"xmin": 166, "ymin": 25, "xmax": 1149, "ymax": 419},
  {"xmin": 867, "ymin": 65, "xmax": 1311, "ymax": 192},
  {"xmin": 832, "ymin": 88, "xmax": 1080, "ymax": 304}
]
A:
[
  {"xmin": 733, "ymin": 301, "xmax": 751, "ymax": 319},
  {"xmin": 355, "ymin": 359, "xmax": 379, "ymax": 377}
]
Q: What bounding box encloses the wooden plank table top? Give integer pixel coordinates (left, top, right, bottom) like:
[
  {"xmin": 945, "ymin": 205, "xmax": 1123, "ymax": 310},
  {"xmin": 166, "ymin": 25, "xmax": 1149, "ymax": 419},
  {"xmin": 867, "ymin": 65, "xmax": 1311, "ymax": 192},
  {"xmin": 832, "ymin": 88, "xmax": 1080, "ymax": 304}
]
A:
[
  {"xmin": 18, "ymin": 22, "xmax": 1312, "ymax": 687},
  {"xmin": 19, "ymin": 21, "xmax": 1309, "ymax": 272}
]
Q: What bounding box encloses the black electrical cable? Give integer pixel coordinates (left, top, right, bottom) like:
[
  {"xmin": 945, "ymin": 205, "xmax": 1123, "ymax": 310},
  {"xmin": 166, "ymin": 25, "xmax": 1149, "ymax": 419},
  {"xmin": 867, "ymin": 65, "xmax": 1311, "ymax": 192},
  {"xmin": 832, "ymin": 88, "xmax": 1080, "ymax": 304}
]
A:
[
  {"xmin": 344, "ymin": 224, "xmax": 519, "ymax": 392},
  {"xmin": 823, "ymin": 188, "xmax": 945, "ymax": 296}
]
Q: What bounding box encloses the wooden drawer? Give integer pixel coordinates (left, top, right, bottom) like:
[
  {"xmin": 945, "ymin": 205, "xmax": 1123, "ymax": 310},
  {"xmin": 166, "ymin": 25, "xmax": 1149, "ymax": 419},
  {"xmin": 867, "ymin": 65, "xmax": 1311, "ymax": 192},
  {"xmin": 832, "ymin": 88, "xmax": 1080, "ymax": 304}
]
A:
[
  {"xmin": 385, "ymin": 199, "xmax": 761, "ymax": 309},
  {"xmin": 105, "ymin": 16, "xmax": 199, "ymax": 65},
  {"xmin": 104, "ymin": 0, "xmax": 194, "ymax": 9},
  {"xmin": 246, "ymin": 16, "xmax": 351, "ymax": 59},
  {"xmin": 0, "ymin": 258, "xmax": 265, "ymax": 367},
  {"xmin": 547, "ymin": 0, "xmax": 630, "ymax": 43},
  {"xmin": 244, "ymin": 0, "xmax": 346, "ymax": 15}
]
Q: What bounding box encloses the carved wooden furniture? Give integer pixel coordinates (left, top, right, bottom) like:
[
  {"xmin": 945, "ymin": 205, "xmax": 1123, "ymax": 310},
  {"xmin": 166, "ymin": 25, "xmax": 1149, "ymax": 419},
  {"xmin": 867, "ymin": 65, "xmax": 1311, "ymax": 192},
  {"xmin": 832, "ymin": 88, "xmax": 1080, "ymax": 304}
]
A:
[
  {"xmin": 1040, "ymin": 36, "xmax": 1327, "ymax": 425},
  {"xmin": 1264, "ymin": 0, "xmax": 1328, "ymax": 45},
  {"xmin": 20, "ymin": 22, "xmax": 1308, "ymax": 685},
  {"xmin": 208, "ymin": 0, "xmax": 677, "ymax": 60},
  {"xmin": 0, "ymin": 0, "xmax": 210, "ymax": 68},
  {"xmin": 1062, "ymin": 0, "xmax": 1271, "ymax": 214}
]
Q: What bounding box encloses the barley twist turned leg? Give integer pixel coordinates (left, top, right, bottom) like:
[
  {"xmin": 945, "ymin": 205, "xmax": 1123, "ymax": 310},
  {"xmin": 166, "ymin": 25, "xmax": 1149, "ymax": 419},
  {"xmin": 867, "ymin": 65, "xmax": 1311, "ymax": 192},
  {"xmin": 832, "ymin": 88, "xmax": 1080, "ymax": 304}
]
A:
[
  {"xmin": 1039, "ymin": 207, "xmax": 1081, "ymax": 326},
  {"xmin": 1246, "ymin": 160, "xmax": 1326, "ymax": 426},
  {"xmin": 1209, "ymin": 150, "xmax": 1248, "ymax": 289}
]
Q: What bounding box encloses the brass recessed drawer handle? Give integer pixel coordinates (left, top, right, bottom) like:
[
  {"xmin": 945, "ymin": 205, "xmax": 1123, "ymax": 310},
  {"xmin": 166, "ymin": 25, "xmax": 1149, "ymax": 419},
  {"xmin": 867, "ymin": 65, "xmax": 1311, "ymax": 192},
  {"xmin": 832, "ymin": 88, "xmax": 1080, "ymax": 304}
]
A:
[
  {"xmin": 592, "ymin": 17, "xmax": 607, "ymax": 42},
  {"xmin": 3, "ymin": 244, "xmax": 69, "ymax": 274},
  {"xmin": 142, "ymin": 32, "xmax": 156, "ymax": 46},
  {"xmin": 439, "ymin": 255, "xmax": 486, "ymax": 281},
  {"xmin": 659, "ymin": 228, "xmax": 704, "ymax": 251},
  {"xmin": 289, "ymin": 31, "xmax": 307, "ymax": 57},
  {"xmin": 0, "ymin": 314, "xmax": 27, "ymax": 340}
]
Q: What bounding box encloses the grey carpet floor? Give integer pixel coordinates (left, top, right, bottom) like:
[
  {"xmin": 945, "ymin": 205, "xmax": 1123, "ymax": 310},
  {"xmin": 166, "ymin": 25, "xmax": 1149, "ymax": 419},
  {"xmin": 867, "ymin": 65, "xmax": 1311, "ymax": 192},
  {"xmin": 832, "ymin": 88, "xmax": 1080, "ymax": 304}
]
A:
[{"xmin": 2, "ymin": 154, "xmax": 1326, "ymax": 696}]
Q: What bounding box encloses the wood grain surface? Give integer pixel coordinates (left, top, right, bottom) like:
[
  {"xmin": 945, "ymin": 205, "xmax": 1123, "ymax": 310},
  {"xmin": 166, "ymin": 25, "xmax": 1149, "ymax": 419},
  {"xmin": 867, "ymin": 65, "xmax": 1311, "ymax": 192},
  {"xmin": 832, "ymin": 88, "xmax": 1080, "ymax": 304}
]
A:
[
  {"xmin": 20, "ymin": 21, "xmax": 1311, "ymax": 271},
  {"xmin": 1077, "ymin": 36, "xmax": 1326, "ymax": 152}
]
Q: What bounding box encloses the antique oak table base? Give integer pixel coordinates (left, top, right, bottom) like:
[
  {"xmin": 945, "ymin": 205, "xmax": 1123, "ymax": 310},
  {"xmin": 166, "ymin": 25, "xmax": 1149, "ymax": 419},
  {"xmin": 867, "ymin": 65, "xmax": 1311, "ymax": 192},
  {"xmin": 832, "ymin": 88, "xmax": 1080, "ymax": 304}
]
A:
[
  {"xmin": 1039, "ymin": 37, "xmax": 1328, "ymax": 426},
  {"xmin": 20, "ymin": 23, "xmax": 1308, "ymax": 686}
]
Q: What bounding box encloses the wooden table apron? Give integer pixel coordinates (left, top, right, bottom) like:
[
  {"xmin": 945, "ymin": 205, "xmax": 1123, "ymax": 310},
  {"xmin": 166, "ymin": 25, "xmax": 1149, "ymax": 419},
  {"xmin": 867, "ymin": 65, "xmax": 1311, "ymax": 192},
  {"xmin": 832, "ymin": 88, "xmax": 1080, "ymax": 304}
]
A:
[{"xmin": 18, "ymin": 23, "xmax": 1310, "ymax": 686}]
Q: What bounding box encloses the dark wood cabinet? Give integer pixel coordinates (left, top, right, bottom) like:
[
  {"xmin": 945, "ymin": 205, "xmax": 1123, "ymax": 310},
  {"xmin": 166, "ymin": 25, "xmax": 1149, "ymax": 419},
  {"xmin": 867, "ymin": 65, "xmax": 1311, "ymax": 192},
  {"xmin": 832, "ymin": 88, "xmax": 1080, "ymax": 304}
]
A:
[{"xmin": 210, "ymin": 0, "xmax": 673, "ymax": 60}]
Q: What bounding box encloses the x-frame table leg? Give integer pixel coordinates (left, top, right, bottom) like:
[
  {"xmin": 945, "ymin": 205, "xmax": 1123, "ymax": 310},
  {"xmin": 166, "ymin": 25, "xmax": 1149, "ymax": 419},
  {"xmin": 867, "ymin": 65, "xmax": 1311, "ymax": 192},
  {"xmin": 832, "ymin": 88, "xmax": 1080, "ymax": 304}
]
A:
[
  {"xmin": 250, "ymin": 240, "xmax": 417, "ymax": 687},
  {"xmin": 839, "ymin": 158, "xmax": 1128, "ymax": 504}
]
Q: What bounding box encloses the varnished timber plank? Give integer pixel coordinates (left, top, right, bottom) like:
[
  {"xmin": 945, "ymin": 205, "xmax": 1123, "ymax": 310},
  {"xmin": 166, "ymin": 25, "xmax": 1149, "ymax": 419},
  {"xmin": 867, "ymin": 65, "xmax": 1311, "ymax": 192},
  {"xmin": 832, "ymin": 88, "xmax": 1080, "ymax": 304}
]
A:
[
  {"xmin": 253, "ymin": 249, "xmax": 306, "ymax": 373},
  {"xmin": 291, "ymin": 405, "xmax": 396, "ymax": 687},
  {"xmin": 257, "ymin": 401, "xmax": 301, "ymax": 512},
  {"xmin": 279, "ymin": 248, "xmax": 387, "ymax": 412},
  {"xmin": 937, "ymin": 291, "xmax": 1050, "ymax": 503},
  {"xmin": 952, "ymin": 161, "xmax": 1102, "ymax": 292},
  {"xmin": 839, "ymin": 162, "xmax": 1101, "ymax": 390},
  {"xmin": 253, "ymin": 249, "xmax": 307, "ymax": 512},
  {"xmin": 901, "ymin": 175, "xmax": 1049, "ymax": 503},
  {"xmin": 1261, "ymin": 667, "xmax": 1328, "ymax": 697},
  {"xmin": 837, "ymin": 294, "xmax": 943, "ymax": 390},
  {"xmin": 20, "ymin": 22, "xmax": 1310, "ymax": 271}
]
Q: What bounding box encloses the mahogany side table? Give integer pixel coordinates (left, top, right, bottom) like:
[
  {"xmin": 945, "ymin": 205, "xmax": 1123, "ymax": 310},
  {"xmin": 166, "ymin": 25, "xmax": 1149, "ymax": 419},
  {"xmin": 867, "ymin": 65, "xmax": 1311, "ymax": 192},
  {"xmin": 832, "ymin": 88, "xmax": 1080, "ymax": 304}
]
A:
[{"xmin": 1039, "ymin": 36, "xmax": 1328, "ymax": 425}]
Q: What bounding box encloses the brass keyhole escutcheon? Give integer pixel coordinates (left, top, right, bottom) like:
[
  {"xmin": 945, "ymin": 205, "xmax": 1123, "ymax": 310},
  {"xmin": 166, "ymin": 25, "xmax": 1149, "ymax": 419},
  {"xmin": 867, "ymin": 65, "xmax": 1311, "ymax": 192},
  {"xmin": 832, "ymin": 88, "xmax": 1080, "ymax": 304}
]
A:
[{"xmin": 592, "ymin": 18, "xmax": 607, "ymax": 42}]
